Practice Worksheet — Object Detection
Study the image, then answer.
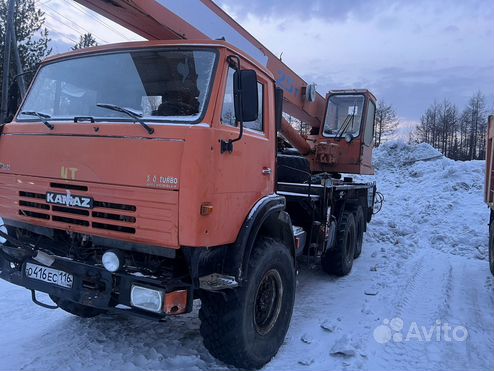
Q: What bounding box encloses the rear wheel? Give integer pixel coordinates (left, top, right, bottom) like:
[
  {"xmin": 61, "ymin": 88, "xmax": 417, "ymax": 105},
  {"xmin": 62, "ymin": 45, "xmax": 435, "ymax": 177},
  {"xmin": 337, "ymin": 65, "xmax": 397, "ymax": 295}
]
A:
[
  {"xmin": 321, "ymin": 211, "xmax": 356, "ymax": 276},
  {"xmin": 199, "ymin": 238, "xmax": 296, "ymax": 369},
  {"xmin": 352, "ymin": 206, "xmax": 365, "ymax": 259},
  {"xmin": 50, "ymin": 296, "xmax": 104, "ymax": 318},
  {"xmin": 489, "ymin": 220, "xmax": 494, "ymax": 276}
]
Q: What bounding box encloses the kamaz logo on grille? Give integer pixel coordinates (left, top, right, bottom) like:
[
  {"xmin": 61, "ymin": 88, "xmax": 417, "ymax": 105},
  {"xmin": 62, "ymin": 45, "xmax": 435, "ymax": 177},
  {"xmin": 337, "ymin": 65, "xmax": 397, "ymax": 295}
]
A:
[{"xmin": 46, "ymin": 191, "xmax": 93, "ymax": 209}]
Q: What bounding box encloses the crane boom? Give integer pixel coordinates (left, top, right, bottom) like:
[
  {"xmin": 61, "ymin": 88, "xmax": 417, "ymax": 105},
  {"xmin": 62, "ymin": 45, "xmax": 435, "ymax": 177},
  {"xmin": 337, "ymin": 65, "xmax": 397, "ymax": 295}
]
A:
[{"xmin": 74, "ymin": 0, "xmax": 326, "ymax": 128}]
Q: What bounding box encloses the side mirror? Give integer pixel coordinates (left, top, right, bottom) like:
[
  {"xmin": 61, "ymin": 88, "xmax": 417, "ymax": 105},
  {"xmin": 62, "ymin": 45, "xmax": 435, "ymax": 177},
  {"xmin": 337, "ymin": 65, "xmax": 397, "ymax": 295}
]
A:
[{"xmin": 233, "ymin": 69, "xmax": 258, "ymax": 123}]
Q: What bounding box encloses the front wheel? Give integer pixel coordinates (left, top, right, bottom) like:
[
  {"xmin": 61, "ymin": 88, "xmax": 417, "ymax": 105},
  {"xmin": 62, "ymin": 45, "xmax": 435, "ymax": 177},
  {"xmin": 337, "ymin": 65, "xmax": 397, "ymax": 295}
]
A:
[{"xmin": 199, "ymin": 238, "xmax": 296, "ymax": 369}]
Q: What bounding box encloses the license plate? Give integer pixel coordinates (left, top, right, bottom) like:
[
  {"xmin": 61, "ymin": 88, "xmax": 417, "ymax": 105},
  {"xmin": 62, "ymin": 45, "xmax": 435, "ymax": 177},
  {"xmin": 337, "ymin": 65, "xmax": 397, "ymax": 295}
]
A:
[{"xmin": 25, "ymin": 262, "xmax": 73, "ymax": 289}]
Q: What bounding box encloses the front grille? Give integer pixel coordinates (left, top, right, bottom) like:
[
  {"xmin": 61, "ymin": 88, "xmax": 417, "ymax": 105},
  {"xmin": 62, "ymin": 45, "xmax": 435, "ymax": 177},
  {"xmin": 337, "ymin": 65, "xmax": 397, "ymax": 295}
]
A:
[
  {"xmin": 93, "ymin": 201, "xmax": 136, "ymax": 212},
  {"xmin": 19, "ymin": 210, "xmax": 50, "ymax": 220},
  {"xmin": 52, "ymin": 215, "xmax": 90, "ymax": 226},
  {"xmin": 50, "ymin": 182, "xmax": 88, "ymax": 192},
  {"xmin": 19, "ymin": 200, "xmax": 50, "ymax": 210},
  {"xmin": 52, "ymin": 205, "xmax": 90, "ymax": 216},
  {"xmin": 18, "ymin": 187, "xmax": 137, "ymax": 234},
  {"xmin": 93, "ymin": 222, "xmax": 135, "ymax": 234},
  {"xmin": 92, "ymin": 211, "xmax": 136, "ymax": 223},
  {"xmin": 19, "ymin": 191, "xmax": 45, "ymax": 200}
]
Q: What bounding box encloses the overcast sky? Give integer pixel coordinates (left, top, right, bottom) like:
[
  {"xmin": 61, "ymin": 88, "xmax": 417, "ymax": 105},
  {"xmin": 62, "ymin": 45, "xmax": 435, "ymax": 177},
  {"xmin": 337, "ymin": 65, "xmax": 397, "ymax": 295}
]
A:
[{"xmin": 40, "ymin": 0, "xmax": 493, "ymax": 128}]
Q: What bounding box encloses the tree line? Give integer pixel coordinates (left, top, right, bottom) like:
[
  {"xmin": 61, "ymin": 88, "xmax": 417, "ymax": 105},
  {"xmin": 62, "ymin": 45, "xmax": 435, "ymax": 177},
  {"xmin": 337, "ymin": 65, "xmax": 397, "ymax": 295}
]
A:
[{"xmin": 411, "ymin": 92, "xmax": 488, "ymax": 160}]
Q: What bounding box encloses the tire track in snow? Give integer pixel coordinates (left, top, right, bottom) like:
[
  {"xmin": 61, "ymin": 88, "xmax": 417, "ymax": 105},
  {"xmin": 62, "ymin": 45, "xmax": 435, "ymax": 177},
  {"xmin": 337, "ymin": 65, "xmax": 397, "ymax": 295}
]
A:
[
  {"xmin": 368, "ymin": 248, "xmax": 492, "ymax": 371},
  {"xmin": 375, "ymin": 249, "xmax": 452, "ymax": 370},
  {"xmin": 442, "ymin": 261, "xmax": 494, "ymax": 370}
]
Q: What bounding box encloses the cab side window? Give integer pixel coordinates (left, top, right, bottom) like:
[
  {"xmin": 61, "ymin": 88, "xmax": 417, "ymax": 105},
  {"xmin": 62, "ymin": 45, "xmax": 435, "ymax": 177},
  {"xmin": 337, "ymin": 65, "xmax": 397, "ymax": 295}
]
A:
[
  {"xmin": 221, "ymin": 67, "xmax": 264, "ymax": 132},
  {"xmin": 364, "ymin": 101, "xmax": 376, "ymax": 146}
]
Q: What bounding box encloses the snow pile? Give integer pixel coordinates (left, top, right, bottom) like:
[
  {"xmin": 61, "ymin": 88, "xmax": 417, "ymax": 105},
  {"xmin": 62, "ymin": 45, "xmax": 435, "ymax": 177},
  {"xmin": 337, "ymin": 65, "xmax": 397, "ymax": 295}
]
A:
[
  {"xmin": 373, "ymin": 141, "xmax": 442, "ymax": 170},
  {"xmin": 369, "ymin": 140, "xmax": 488, "ymax": 260}
]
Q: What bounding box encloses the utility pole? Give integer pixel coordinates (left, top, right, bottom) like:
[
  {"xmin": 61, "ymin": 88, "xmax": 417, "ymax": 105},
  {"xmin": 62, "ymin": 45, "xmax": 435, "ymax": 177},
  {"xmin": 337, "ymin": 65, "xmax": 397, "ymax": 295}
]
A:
[
  {"xmin": 0, "ymin": 0, "xmax": 15, "ymax": 125},
  {"xmin": 11, "ymin": 13, "xmax": 26, "ymax": 98}
]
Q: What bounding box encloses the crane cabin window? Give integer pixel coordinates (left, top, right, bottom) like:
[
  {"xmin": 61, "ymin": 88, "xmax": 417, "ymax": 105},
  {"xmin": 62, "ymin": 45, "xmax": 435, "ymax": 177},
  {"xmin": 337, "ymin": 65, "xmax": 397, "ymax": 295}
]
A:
[
  {"xmin": 323, "ymin": 94, "xmax": 365, "ymax": 138},
  {"xmin": 17, "ymin": 48, "xmax": 217, "ymax": 124},
  {"xmin": 364, "ymin": 100, "xmax": 376, "ymax": 145},
  {"xmin": 221, "ymin": 67, "xmax": 264, "ymax": 132}
]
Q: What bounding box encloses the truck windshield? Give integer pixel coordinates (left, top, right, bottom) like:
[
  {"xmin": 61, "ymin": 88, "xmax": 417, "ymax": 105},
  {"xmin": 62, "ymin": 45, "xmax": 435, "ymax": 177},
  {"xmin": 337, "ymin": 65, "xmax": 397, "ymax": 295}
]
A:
[
  {"xmin": 17, "ymin": 48, "xmax": 217, "ymax": 124},
  {"xmin": 323, "ymin": 94, "xmax": 365, "ymax": 137}
]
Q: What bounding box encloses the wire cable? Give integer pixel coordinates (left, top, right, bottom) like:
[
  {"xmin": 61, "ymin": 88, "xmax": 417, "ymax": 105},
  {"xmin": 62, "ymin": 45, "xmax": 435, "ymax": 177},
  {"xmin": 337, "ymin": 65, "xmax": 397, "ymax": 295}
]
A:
[
  {"xmin": 66, "ymin": 1, "xmax": 135, "ymax": 41},
  {"xmin": 41, "ymin": 2, "xmax": 110, "ymax": 44}
]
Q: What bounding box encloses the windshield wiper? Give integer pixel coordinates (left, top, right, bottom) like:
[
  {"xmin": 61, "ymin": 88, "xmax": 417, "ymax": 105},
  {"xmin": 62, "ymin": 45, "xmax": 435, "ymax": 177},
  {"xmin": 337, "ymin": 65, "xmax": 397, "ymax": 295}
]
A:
[
  {"xmin": 335, "ymin": 114, "xmax": 355, "ymax": 141},
  {"xmin": 96, "ymin": 103, "xmax": 154, "ymax": 135},
  {"xmin": 20, "ymin": 111, "xmax": 54, "ymax": 130}
]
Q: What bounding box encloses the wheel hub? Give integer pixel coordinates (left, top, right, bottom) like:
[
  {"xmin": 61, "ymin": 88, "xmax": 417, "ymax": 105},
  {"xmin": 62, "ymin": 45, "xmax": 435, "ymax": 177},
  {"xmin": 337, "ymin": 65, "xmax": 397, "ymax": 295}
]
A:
[{"xmin": 254, "ymin": 269, "xmax": 283, "ymax": 335}]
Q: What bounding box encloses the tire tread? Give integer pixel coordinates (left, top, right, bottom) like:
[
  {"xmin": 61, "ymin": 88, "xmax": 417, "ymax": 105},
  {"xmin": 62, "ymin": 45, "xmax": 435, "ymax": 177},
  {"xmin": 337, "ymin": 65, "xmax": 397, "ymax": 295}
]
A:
[
  {"xmin": 199, "ymin": 238, "xmax": 294, "ymax": 369},
  {"xmin": 321, "ymin": 211, "xmax": 356, "ymax": 276}
]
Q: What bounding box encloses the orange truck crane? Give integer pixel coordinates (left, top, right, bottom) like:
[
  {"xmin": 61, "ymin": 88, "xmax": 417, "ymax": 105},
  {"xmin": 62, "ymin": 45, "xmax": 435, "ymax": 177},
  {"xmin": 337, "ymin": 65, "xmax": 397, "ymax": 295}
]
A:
[
  {"xmin": 0, "ymin": 1, "xmax": 377, "ymax": 368},
  {"xmin": 485, "ymin": 115, "xmax": 494, "ymax": 276}
]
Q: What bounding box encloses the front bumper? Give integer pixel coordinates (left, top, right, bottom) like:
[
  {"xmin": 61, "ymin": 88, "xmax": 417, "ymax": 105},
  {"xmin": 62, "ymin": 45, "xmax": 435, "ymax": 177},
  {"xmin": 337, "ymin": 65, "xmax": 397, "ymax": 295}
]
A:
[{"xmin": 0, "ymin": 246, "xmax": 192, "ymax": 319}]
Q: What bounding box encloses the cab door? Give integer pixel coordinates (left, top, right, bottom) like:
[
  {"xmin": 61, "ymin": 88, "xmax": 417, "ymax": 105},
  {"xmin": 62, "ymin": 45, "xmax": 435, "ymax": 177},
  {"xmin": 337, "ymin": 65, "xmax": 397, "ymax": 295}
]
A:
[{"xmin": 209, "ymin": 61, "xmax": 276, "ymax": 245}]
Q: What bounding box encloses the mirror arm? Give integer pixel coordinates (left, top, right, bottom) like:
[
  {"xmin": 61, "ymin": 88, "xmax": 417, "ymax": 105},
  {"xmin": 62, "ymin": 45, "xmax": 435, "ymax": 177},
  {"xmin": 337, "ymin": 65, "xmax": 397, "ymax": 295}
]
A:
[
  {"xmin": 221, "ymin": 119, "xmax": 243, "ymax": 153},
  {"xmin": 231, "ymin": 118, "xmax": 243, "ymax": 144}
]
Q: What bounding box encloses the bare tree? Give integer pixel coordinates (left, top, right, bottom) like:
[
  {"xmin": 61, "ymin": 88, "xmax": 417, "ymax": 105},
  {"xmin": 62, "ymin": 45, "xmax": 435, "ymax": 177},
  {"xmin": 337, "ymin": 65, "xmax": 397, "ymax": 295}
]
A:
[
  {"xmin": 413, "ymin": 92, "xmax": 488, "ymax": 160},
  {"xmin": 72, "ymin": 33, "xmax": 98, "ymax": 50},
  {"xmin": 439, "ymin": 100, "xmax": 459, "ymax": 158},
  {"xmin": 462, "ymin": 91, "xmax": 486, "ymax": 160},
  {"xmin": 374, "ymin": 100, "xmax": 399, "ymax": 147},
  {"xmin": 416, "ymin": 102, "xmax": 439, "ymax": 148}
]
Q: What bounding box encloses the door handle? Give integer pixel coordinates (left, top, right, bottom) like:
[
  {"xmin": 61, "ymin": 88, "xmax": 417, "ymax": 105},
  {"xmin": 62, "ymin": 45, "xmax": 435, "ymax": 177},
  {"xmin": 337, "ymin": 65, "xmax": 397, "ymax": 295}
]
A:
[{"xmin": 262, "ymin": 167, "xmax": 272, "ymax": 175}]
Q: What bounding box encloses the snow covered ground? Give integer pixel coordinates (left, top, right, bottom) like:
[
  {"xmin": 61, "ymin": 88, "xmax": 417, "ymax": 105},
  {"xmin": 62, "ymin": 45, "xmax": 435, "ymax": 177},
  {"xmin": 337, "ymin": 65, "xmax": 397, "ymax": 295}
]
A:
[{"xmin": 0, "ymin": 141, "xmax": 492, "ymax": 371}]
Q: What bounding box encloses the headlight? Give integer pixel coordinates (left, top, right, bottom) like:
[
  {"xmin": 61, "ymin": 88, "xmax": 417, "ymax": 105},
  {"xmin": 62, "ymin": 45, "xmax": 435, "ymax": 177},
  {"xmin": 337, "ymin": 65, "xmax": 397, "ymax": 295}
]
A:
[
  {"xmin": 102, "ymin": 250, "xmax": 121, "ymax": 272},
  {"xmin": 130, "ymin": 285, "xmax": 163, "ymax": 313}
]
